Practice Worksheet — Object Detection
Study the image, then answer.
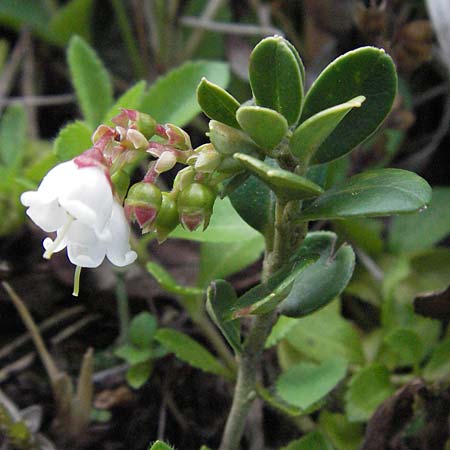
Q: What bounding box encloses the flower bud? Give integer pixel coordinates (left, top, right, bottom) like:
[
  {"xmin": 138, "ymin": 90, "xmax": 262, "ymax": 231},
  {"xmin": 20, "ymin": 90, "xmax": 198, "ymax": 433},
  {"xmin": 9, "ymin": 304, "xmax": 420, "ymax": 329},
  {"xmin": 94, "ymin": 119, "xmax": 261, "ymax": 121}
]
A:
[
  {"xmin": 208, "ymin": 120, "xmax": 261, "ymax": 157},
  {"xmin": 154, "ymin": 151, "xmax": 178, "ymax": 174},
  {"xmin": 173, "ymin": 166, "xmax": 196, "ymax": 192},
  {"xmin": 124, "ymin": 182, "xmax": 162, "ymax": 229},
  {"xmin": 136, "ymin": 112, "xmax": 157, "ymax": 139},
  {"xmin": 189, "ymin": 144, "xmax": 221, "ymax": 173},
  {"xmin": 177, "ymin": 183, "xmax": 216, "ymax": 231},
  {"xmin": 157, "ymin": 124, "xmax": 192, "ymax": 150},
  {"xmin": 153, "ymin": 192, "xmax": 179, "ymax": 242}
]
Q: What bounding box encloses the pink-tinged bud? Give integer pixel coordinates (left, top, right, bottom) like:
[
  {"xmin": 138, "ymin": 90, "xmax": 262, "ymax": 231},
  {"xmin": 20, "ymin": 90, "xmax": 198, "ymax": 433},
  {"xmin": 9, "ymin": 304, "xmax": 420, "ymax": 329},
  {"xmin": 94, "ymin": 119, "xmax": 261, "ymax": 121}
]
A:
[
  {"xmin": 154, "ymin": 151, "xmax": 178, "ymax": 174},
  {"xmin": 157, "ymin": 124, "xmax": 192, "ymax": 150},
  {"xmin": 173, "ymin": 166, "xmax": 195, "ymax": 192},
  {"xmin": 177, "ymin": 183, "xmax": 216, "ymax": 231},
  {"xmin": 153, "ymin": 192, "xmax": 179, "ymax": 242},
  {"xmin": 127, "ymin": 129, "xmax": 148, "ymax": 150},
  {"xmin": 189, "ymin": 144, "xmax": 221, "ymax": 173},
  {"xmin": 124, "ymin": 182, "xmax": 162, "ymax": 229},
  {"xmin": 92, "ymin": 125, "xmax": 114, "ymax": 144},
  {"xmin": 112, "ymin": 108, "xmax": 138, "ymax": 127}
]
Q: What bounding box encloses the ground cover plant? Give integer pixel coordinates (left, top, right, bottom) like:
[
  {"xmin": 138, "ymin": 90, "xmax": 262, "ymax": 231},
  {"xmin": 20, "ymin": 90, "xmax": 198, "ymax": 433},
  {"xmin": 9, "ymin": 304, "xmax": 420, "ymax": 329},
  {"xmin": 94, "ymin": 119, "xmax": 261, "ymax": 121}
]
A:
[{"xmin": 0, "ymin": 1, "xmax": 449, "ymax": 450}]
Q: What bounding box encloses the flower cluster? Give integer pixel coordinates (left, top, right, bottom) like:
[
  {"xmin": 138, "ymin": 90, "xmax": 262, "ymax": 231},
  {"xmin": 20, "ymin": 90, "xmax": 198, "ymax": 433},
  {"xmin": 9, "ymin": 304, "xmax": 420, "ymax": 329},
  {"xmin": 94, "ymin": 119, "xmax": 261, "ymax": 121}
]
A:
[{"xmin": 21, "ymin": 108, "xmax": 247, "ymax": 296}]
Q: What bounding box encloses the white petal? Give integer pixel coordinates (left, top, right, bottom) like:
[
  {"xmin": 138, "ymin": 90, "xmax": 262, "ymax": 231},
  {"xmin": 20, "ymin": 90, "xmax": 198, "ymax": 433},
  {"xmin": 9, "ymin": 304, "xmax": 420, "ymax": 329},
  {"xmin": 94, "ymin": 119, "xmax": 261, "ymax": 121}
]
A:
[
  {"xmin": 105, "ymin": 202, "xmax": 137, "ymax": 267},
  {"xmin": 58, "ymin": 166, "xmax": 113, "ymax": 233},
  {"xmin": 67, "ymin": 242, "xmax": 106, "ymax": 268},
  {"xmin": 24, "ymin": 200, "xmax": 68, "ymax": 232}
]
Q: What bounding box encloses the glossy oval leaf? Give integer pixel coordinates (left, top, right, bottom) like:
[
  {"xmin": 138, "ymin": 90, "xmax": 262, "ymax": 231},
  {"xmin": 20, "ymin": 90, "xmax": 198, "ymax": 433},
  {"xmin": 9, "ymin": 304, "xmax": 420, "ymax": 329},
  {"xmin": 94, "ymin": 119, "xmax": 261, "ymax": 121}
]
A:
[
  {"xmin": 229, "ymin": 171, "xmax": 275, "ymax": 236},
  {"xmin": 53, "ymin": 120, "xmax": 92, "ymax": 161},
  {"xmin": 141, "ymin": 61, "xmax": 230, "ymax": 126},
  {"xmin": 280, "ymin": 244, "xmax": 355, "ymax": 318},
  {"xmin": 0, "ymin": 104, "xmax": 26, "ymax": 169},
  {"xmin": 301, "ymin": 47, "xmax": 397, "ymax": 164},
  {"xmin": 290, "ymin": 96, "xmax": 365, "ymax": 163},
  {"xmin": 67, "ymin": 36, "xmax": 113, "ymax": 128},
  {"xmin": 230, "ymin": 255, "xmax": 318, "ymax": 318},
  {"xmin": 234, "ymin": 153, "xmax": 324, "ymax": 200},
  {"xmin": 249, "ymin": 36, "xmax": 303, "ymax": 125},
  {"xmin": 276, "ymin": 358, "xmax": 347, "ymax": 410},
  {"xmin": 197, "ymin": 77, "xmax": 240, "ymax": 128},
  {"xmin": 298, "ymin": 169, "xmax": 432, "ymax": 221},
  {"xmin": 154, "ymin": 328, "xmax": 230, "ymax": 377},
  {"xmin": 206, "ymin": 280, "xmax": 241, "ymax": 353},
  {"xmin": 236, "ymin": 105, "xmax": 288, "ymax": 150}
]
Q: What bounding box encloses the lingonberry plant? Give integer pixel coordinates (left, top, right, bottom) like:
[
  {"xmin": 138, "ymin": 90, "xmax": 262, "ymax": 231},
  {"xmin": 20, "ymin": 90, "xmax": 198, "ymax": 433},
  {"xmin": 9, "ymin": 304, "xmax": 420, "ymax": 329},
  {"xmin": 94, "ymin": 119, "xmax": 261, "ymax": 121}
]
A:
[{"xmin": 20, "ymin": 35, "xmax": 433, "ymax": 450}]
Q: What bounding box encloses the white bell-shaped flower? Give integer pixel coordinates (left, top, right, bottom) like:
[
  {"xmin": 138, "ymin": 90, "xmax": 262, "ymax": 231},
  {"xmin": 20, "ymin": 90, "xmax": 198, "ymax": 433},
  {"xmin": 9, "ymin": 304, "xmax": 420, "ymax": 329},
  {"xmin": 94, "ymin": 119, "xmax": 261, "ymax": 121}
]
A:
[{"xmin": 21, "ymin": 161, "xmax": 137, "ymax": 270}]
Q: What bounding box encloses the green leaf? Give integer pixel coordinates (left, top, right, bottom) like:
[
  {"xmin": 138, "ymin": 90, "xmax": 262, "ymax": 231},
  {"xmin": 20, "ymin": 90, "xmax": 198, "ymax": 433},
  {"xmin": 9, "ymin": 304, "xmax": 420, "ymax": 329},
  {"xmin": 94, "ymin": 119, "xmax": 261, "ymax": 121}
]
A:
[
  {"xmin": 53, "ymin": 120, "xmax": 93, "ymax": 161},
  {"xmin": 236, "ymin": 105, "xmax": 288, "ymax": 150},
  {"xmin": 319, "ymin": 411, "xmax": 363, "ymax": 450},
  {"xmin": 115, "ymin": 345, "xmax": 153, "ymax": 365},
  {"xmin": 229, "ymin": 170, "xmax": 274, "ymax": 236},
  {"xmin": 381, "ymin": 327, "xmax": 423, "ymax": 368},
  {"xmin": 148, "ymin": 441, "xmax": 175, "ymax": 450},
  {"xmin": 279, "ymin": 231, "xmax": 355, "ymax": 317},
  {"xmin": 423, "ymin": 336, "xmax": 450, "ymax": 382},
  {"xmin": 230, "ymin": 255, "xmax": 317, "ymax": 317},
  {"xmin": 126, "ymin": 361, "xmax": 153, "ymax": 389},
  {"xmin": 301, "ymin": 46, "xmax": 397, "ymax": 164},
  {"xmin": 198, "ymin": 236, "xmax": 264, "ymax": 287},
  {"xmin": 0, "ymin": 104, "xmax": 26, "ymax": 169},
  {"xmin": 48, "ymin": 0, "xmax": 93, "ymax": 45},
  {"xmin": 273, "ymin": 301, "xmax": 365, "ymax": 366},
  {"xmin": 171, "ymin": 197, "xmax": 261, "ymax": 243},
  {"xmin": 129, "ymin": 312, "xmax": 157, "ymax": 349},
  {"xmin": 249, "ymin": 36, "xmax": 303, "ymax": 125},
  {"xmin": 280, "ymin": 432, "xmax": 333, "ymax": 450},
  {"xmin": 276, "ymin": 358, "xmax": 347, "ymax": 410},
  {"xmin": 206, "ymin": 280, "xmax": 241, "ymax": 353},
  {"xmin": 197, "ymin": 77, "xmax": 240, "ymax": 128},
  {"xmin": 290, "ymin": 96, "xmax": 365, "ymax": 163},
  {"xmin": 103, "ymin": 81, "xmax": 147, "ymax": 124},
  {"xmin": 67, "ymin": 36, "xmax": 113, "ymax": 128},
  {"xmin": 299, "ymin": 169, "xmax": 432, "ymax": 221},
  {"xmin": 155, "ymin": 328, "xmax": 230, "ymax": 377},
  {"xmin": 0, "ymin": 0, "xmax": 51, "ymax": 37},
  {"xmin": 234, "ymin": 153, "xmax": 324, "ymax": 200},
  {"xmin": 24, "ymin": 151, "xmax": 58, "ymax": 184},
  {"xmin": 389, "ymin": 187, "xmax": 450, "ymax": 253},
  {"xmin": 345, "ymin": 363, "xmax": 395, "ymax": 422},
  {"xmin": 146, "ymin": 261, "xmax": 203, "ymax": 297},
  {"xmin": 141, "ymin": 61, "xmax": 230, "ymax": 126}
]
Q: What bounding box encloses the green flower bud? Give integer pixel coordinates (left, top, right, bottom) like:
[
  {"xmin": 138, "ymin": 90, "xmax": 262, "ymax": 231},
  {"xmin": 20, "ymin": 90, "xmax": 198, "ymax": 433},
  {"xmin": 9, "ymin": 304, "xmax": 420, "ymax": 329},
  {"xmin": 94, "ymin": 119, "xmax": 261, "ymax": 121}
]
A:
[
  {"xmin": 124, "ymin": 182, "xmax": 162, "ymax": 229},
  {"xmin": 136, "ymin": 112, "xmax": 157, "ymax": 139},
  {"xmin": 190, "ymin": 143, "xmax": 222, "ymax": 173},
  {"xmin": 208, "ymin": 120, "xmax": 261, "ymax": 157},
  {"xmin": 153, "ymin": 192, "xmax": 179, "ymax": 242},
  {"xmin": 177, "ymin": 183, "xmax": 216, "ymax": 231},
  {"xmin": 173, "ymin": 166, "xmax": 196, "ymax": 192}
]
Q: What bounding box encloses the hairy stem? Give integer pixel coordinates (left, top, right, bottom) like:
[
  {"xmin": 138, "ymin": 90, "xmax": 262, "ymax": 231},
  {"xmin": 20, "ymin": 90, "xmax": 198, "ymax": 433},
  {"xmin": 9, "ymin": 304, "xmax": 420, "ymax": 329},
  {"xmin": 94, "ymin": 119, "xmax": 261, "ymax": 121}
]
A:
[{"xmin": 219, "ymin": 197, "xmax": 296, "ymax": 450}]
